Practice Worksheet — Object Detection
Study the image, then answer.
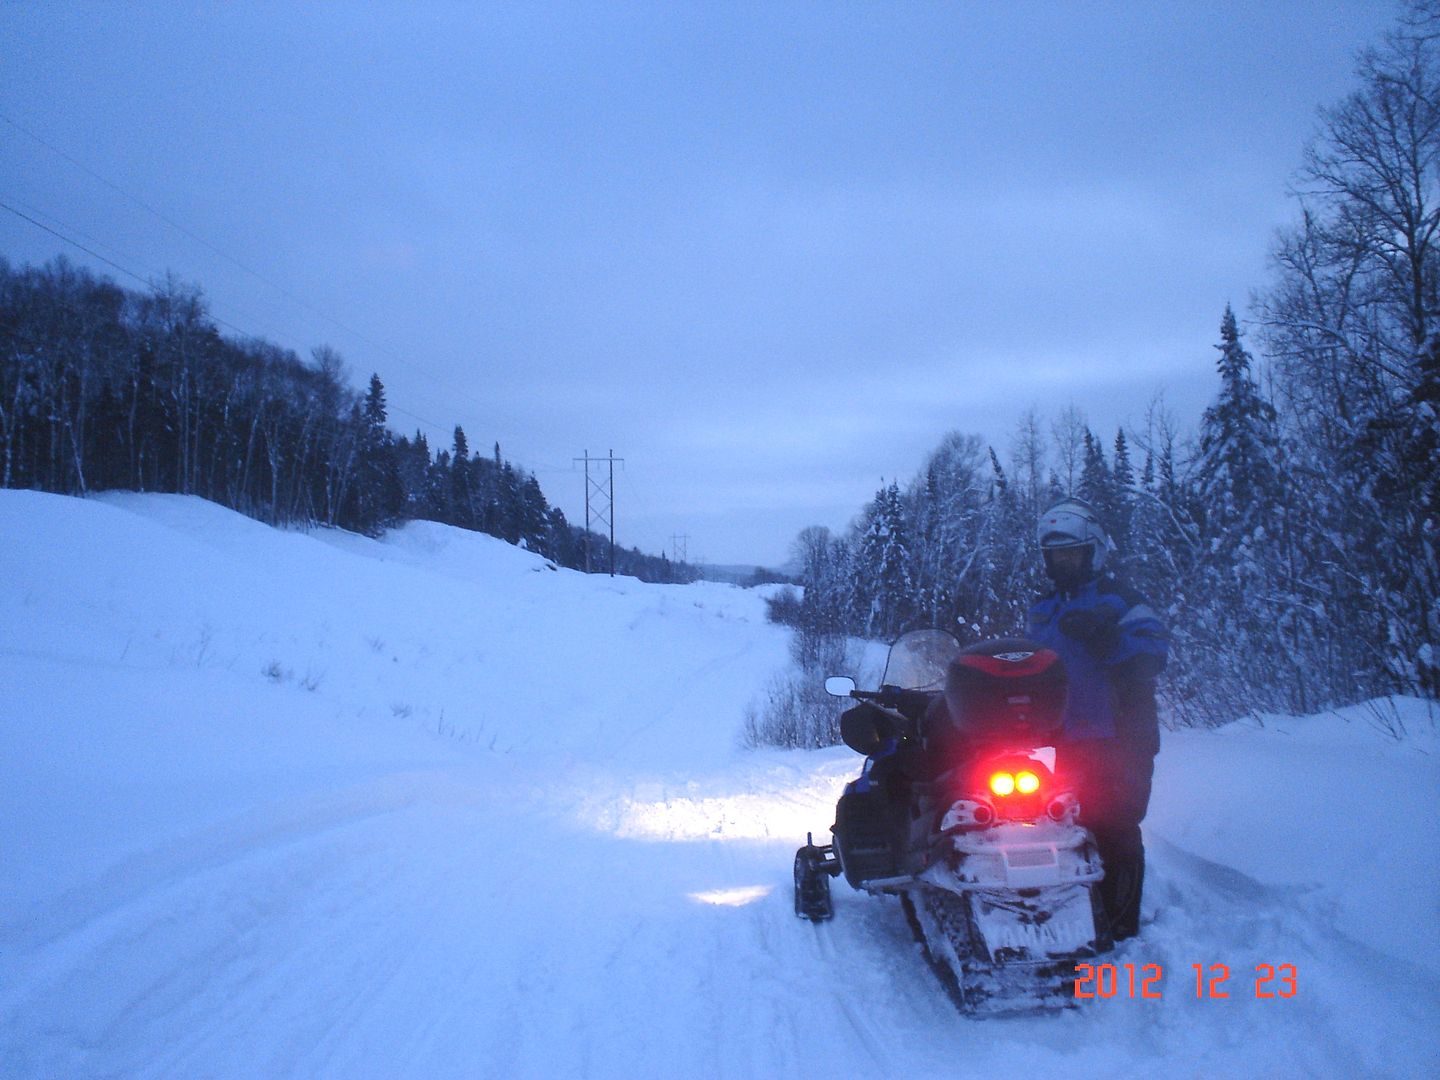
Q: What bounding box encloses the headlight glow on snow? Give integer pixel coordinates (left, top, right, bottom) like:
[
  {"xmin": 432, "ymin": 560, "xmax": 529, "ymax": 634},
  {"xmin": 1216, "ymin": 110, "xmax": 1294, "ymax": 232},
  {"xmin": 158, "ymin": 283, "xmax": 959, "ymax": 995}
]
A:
[
  {"xmin": 688, "ymin": 885, "xmax": 772, "ymax": 906},
  {"xmin": 988, "ymin": 771, "xmax": 1017, "ymax": 796}
]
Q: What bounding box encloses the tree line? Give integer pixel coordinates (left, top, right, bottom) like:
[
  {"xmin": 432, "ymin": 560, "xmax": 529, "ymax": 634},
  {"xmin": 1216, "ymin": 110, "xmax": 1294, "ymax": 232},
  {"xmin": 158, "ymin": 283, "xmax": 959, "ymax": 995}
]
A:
[
  {"xmin": 775, "ymin": 6, "xmax": 1439, "ymax": 725},
  {"xmin": 0, "ymin": 260, "xmax": 695, "ymax": 585}
]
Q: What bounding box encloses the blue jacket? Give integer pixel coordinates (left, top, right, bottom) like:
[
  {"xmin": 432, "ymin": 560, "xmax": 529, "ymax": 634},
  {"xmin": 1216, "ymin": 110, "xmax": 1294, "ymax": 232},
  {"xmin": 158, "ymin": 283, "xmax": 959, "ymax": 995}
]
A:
[{"xmin": 1027, "ymin": 574, "xmax": 1169, "ymax": 749}]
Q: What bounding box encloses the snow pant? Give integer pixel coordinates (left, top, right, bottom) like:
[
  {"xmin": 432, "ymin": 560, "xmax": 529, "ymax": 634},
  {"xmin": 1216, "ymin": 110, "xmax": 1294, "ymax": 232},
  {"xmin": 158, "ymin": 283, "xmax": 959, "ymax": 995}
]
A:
[{"xmin": 1059, "ymin": 738, "xmax": 1156, "ymax": 941}]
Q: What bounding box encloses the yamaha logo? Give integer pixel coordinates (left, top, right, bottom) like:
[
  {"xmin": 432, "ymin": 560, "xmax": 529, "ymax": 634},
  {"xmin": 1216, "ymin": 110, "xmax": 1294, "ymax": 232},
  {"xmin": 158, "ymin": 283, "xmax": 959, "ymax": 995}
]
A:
[{"xmin": 994, "ymin": 651, "xmax": 1035, "ymax": 662}]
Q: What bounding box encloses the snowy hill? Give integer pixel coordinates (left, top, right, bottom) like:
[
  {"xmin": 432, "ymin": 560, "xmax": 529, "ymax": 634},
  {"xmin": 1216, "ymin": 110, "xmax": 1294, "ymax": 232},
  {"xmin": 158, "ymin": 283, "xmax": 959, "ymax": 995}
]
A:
[{"xmin": 1, "ymin": 491, "xmax": 1436, "ymax": 1078}]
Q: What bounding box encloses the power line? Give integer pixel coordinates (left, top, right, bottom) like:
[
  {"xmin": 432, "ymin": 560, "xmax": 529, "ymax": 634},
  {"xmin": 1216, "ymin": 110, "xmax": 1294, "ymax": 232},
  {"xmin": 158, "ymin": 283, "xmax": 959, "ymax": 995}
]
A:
[
  {"xmin": 615, "ymin": 467, "xmax": 664, "ymax": 544},
  {"xmin": 0, "ymin": 197, "xmax": 296, "ymax": 351},
  {"xmin": 6, "ymin": 194, "xmax": 155, "ymax": 281},
  {"xmin": 2, "ymin": 197, "xmax": 455, "ymax": 435},
  {"xmin": 3, "ymin": 193, "xmax": 334, "ymax": 353},
  {"xmin": 1, "ymin": 198, "xmax": 153, "ymax": 291},
  {"xmin": 3, "ymin": 201, "xmax": 553, "ymax": 480},
  {"xmin": 3, "ymin": 110, "xmax": 395, "ymax": 357},
  {"xmin": 1, "ymin": 110, "xmax": 530, "ymax": 444}
]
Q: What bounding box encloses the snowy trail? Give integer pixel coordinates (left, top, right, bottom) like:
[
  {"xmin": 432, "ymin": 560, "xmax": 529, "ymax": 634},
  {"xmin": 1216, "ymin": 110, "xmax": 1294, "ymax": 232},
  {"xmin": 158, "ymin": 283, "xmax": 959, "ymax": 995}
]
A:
[
  {"xmin": 2, "ymin": 492, "xmax": 1436, "ymax": 1078},
  {"xmin": 4, "ymin": 754, "xmax": 854, "ymax": 1078},
  {"xmin": 12, "ymin": 744, "xmax": 1433, "ymax": 1079}
]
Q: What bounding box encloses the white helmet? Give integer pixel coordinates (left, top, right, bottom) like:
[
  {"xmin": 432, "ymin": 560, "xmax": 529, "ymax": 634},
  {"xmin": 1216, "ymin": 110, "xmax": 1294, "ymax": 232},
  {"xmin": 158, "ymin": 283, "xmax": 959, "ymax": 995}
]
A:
[{"xmin": 1036, "ymin": 498, "xmax": 1112, "ymax": 577}]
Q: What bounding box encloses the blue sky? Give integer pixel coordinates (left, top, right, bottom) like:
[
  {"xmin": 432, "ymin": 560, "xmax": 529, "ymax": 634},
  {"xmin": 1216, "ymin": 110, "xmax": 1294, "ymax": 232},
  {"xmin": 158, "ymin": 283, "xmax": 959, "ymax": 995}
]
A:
[{"xmin": 1, "ymin": 2, "xmax": 1400, "ymax": 565}]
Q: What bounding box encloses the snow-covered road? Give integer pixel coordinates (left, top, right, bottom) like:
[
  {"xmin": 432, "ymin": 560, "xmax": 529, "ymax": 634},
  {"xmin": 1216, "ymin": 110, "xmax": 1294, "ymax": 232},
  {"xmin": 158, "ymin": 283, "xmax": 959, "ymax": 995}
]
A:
[{"xmin": 2, "ymin": 492, "xmax": 1435, "ymax": 1078}]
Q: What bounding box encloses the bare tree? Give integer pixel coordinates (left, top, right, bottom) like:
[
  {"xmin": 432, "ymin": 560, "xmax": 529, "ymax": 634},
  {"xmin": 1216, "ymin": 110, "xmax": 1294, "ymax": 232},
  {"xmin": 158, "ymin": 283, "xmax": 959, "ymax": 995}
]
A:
[
  {"xmin": 1050, "ymin": 405, "xmax": 1088, "ymax": 493},
  {"xmin": 1008, "ymin": 407, "xmax": 1047, "ymax": 511},
  {"xmin": 1261, "ymin": 9, "xmax": 1440, "ymax": 698}
]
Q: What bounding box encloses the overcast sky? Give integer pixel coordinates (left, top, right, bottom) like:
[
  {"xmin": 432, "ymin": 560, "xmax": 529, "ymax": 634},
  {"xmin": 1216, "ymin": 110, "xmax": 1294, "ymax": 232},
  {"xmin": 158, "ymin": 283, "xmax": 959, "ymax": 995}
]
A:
[{"xmin": 1, "ymin": 1, "xmax": 1401, "ymax": 566}]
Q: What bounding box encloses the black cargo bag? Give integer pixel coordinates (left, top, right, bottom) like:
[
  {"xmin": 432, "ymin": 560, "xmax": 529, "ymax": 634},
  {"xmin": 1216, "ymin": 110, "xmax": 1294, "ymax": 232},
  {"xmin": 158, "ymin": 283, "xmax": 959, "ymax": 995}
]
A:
[{"xmin": 942, "ymin": 637, "xmax": 1066, "ymax": 745}]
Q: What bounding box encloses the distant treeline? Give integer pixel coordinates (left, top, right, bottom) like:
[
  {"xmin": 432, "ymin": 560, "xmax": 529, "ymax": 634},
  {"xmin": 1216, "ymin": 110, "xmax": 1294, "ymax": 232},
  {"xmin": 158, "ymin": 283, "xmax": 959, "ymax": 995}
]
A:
[
  {"xmin": 0, "ymin": 258, "xmax": 695, "ymax": 584},
  {"xmin": 774, "ymin": 10, "xmax": 1439, "ymax": 725}
]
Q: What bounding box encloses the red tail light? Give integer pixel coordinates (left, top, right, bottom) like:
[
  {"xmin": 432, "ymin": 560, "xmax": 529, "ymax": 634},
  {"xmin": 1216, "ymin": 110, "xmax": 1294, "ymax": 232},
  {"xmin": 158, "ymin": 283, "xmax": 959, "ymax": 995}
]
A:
[
  {"xmin": 974, "ymin": 755, "xmax": 1053, "ymax": 820},
  {"xmin": 988, "ymin": 771, "xmax": 1016, "ymax": 797},
  {"xmin": 987, "ymin": 769, "xmax": 1042, "ymax": 797}
]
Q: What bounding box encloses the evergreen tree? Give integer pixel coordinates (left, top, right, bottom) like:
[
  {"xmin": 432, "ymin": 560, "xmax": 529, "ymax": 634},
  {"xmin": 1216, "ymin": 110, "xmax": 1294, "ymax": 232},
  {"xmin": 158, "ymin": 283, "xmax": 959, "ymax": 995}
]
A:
[
  {"xmin": 1188, "ymin": 307, "xmax": 1291, "ymax": 715},
  {"xmin": 829, "ymin": 536, "xmax": 858, "ymax": 636},
  {"xmin": 972, "ymin": 449, "xmax": 1039, "ymax": 638},
  {"xmin": 912, "ymin": 463, "xmax": 947, "ymax": 629},
  {"xmin": 1112, "ymin": 428, "xmax": 1134, "ymax": 491},
  {"xmin": 448, "ymin": 426, "xmax": 473, "ymax": 527},
  {"xmin": 394, "ymin": 431, "xmax": 431, "ymax": 517},
  {"xmin": 1109, "ymin": 429, "xmax": 1136, "ymax": 572},
  {"xmin": 352, "ymin": 373, "xmax": 403, "ymax": 531},
  {"xmin": 516, "ymin": 474, "xmax": 549, "ymax": 553},
  {"xmin": 1045, "ymin": 473, "xmax": 1066, "ymax": 505},
  {"xmin": 1078, "ymin": 429, "xmax": 1120, "ymax": 538},
  {"xmin": 543, "ymin": 505, "xmax": 577, "ymax": 565},
  {"xmin": 855, "ymin": 481, "xmax": 914, "ymax": 639},
  {"xmin": 1195, "ymin": 308, "xmax": 1280, "ymax": 545},
  {"xmin": 793, "ymin": 525, "xmax": 842, "ymax": 637},
  {"xmin": 910, "ymin": 433, "xmax": 987, "ymax": 633},
  {"xmin": 362, "ymin": 372, "xmax": 386, "ymax": 429}
]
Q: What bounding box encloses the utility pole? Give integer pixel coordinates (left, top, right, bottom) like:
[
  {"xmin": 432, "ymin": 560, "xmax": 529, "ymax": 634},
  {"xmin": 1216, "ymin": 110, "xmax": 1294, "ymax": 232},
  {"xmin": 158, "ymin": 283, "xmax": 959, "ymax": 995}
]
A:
[{"xmin": 573, "ymin": 449, "xmax": 624, "ymax": 575}]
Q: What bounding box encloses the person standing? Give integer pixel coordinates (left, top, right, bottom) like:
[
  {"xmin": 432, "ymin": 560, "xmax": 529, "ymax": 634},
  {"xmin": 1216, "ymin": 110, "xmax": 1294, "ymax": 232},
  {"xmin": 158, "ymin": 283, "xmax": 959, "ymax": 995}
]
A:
[{"xmin": 1027, "ymin": 498, "xmax": 1169, "ymax": 942}]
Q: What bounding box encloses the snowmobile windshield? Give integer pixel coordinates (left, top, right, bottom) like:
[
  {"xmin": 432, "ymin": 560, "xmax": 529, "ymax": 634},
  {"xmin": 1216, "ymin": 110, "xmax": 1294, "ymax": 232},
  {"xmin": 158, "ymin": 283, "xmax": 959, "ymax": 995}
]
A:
[{"xmin": 881, "ymin": 630, "xmax": 963, "ymax": 692}]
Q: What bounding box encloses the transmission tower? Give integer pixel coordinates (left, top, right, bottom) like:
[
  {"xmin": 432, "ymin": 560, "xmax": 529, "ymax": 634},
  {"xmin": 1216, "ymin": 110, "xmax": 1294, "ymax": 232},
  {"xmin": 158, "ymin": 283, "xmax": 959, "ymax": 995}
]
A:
[
  {"xmin": 670, "ymin": 533, "xmax": 690, "ymax": 566},
  {"xmin": 573, "ymin": 449, "xmax": 624, "ymax": 575}
]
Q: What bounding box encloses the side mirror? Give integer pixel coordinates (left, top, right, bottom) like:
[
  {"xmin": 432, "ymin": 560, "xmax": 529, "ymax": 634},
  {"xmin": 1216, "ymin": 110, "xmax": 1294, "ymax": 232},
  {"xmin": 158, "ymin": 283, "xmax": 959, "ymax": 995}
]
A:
[{"xmin": 824, "ymin": 676, "xmax": 856, "ymax": 698}]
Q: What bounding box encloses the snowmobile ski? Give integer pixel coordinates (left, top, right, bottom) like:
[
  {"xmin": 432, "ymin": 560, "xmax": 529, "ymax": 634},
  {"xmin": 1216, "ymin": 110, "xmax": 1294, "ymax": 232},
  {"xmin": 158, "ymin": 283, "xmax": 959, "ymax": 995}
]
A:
[{"xmin": 793, "ymin": 833, "xmax": 840, "ymax": 921}]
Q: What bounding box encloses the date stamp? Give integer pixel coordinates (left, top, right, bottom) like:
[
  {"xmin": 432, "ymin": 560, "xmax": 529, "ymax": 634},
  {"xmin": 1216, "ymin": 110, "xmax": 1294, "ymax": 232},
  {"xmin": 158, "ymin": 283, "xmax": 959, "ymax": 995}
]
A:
[{"xmin": 1073, "ymin": 962, "xmax": 1298, "ymax": 1000}]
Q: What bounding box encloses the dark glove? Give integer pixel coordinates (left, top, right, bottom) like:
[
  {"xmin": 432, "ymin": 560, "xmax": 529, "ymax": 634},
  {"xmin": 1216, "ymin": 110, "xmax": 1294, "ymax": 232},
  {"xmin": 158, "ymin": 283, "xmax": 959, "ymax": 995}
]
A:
[
  {"xmin": 1058, "ymin": 608, "xmax": 1121, "ymax": 656},
  {"xmin": 840, "ymin": 703, "xmax": 894, "ymax": 755}
]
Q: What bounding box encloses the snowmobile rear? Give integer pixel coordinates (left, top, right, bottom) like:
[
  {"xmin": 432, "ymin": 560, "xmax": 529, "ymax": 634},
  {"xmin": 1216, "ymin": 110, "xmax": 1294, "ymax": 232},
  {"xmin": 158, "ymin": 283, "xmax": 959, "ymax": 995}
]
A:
[{"xmin": 794, "ymin": 630, "xmax": 1112, "ymax": 1015}]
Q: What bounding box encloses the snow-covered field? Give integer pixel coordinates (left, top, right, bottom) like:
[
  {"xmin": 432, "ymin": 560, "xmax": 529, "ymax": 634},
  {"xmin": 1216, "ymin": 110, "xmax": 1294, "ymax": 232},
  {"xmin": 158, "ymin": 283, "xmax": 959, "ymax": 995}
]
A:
[{"xmin": 1, "ymin": 490, "xmax": 1436, "ymax": 1078}]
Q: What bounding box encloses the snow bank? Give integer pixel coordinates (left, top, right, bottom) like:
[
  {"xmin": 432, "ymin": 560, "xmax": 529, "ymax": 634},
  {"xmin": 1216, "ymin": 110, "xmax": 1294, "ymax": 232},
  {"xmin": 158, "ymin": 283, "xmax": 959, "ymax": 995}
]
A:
[{"xmin": 1151, "ymin": 698, "xmax": 1439, "ymax": 969}]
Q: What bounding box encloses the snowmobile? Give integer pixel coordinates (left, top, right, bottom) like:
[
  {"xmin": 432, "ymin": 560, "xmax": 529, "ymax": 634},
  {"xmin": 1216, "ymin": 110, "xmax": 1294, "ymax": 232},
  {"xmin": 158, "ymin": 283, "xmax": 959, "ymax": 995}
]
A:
[{"xmin": 793, "ymin": 630, "xmax": 1112, "ymax": 1015}]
